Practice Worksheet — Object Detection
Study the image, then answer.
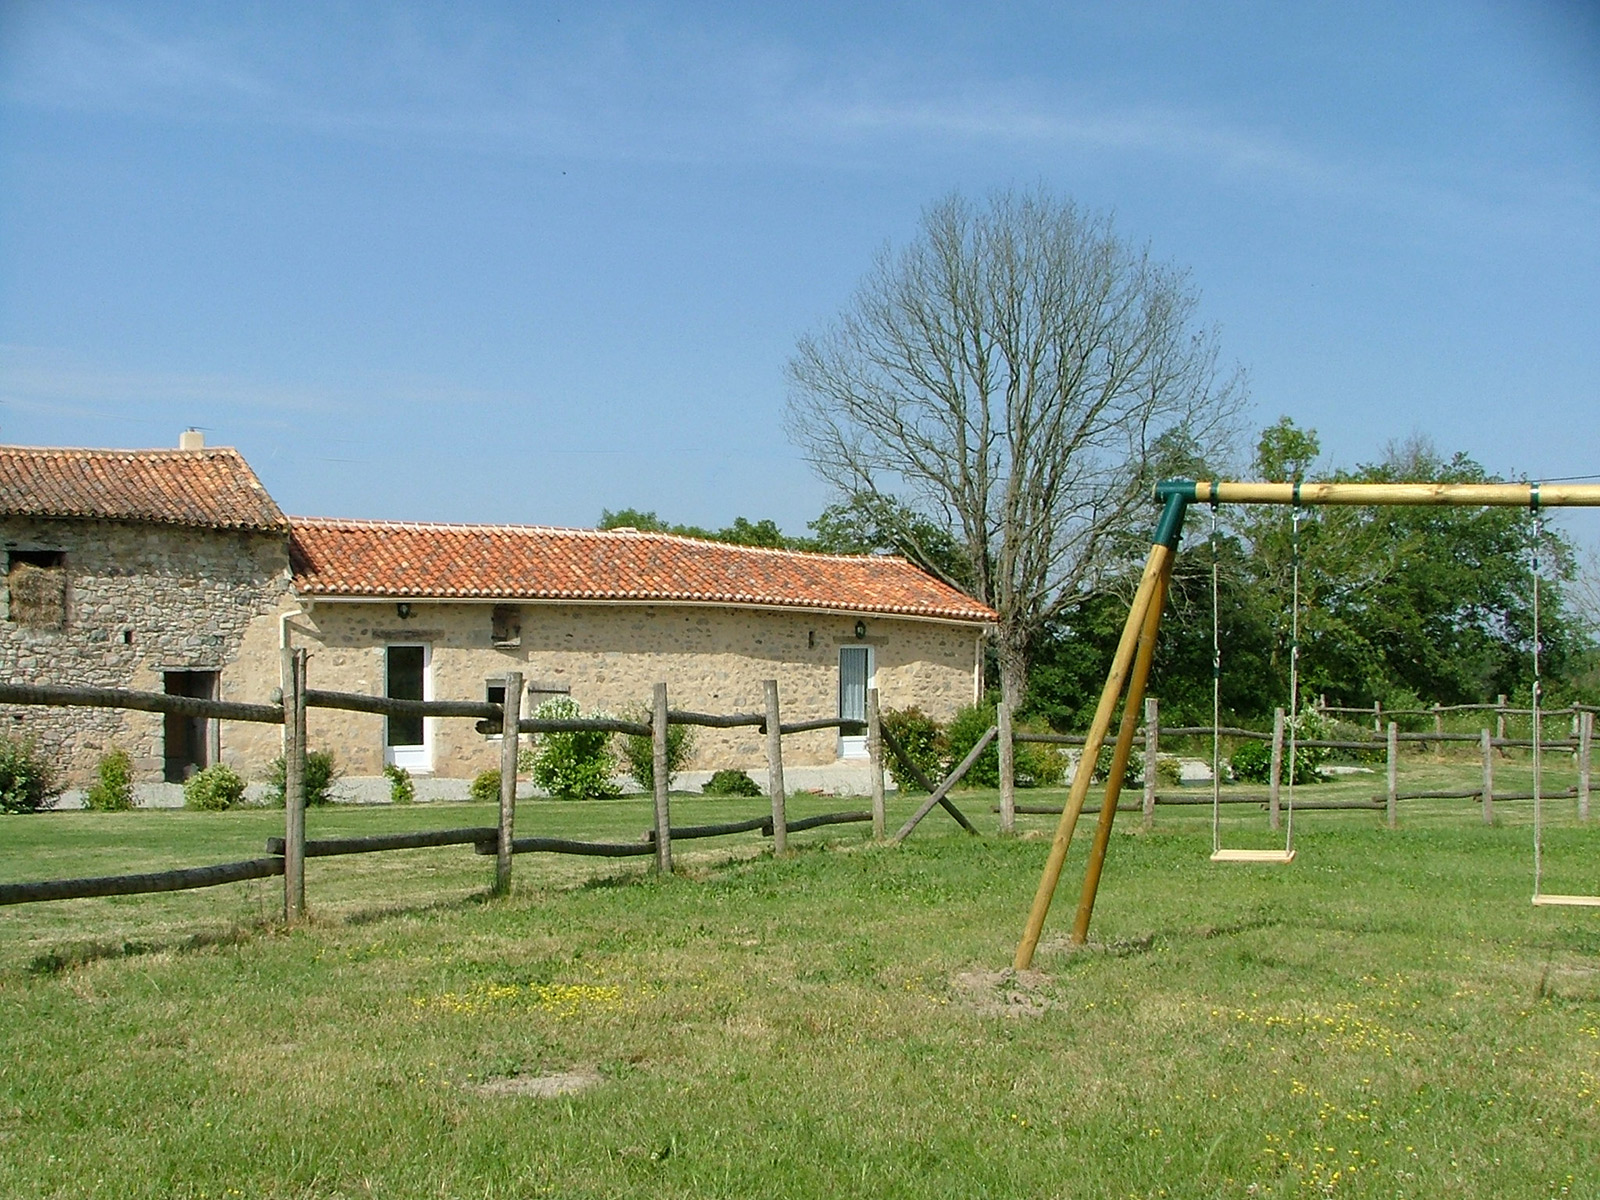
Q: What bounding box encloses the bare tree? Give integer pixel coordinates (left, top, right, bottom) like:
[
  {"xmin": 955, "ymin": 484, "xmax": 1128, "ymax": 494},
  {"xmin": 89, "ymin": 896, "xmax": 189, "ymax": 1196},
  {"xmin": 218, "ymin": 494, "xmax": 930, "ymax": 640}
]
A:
[{"xmin": 786, "ymin": 188, "xmax": 1244, "ymax": 706}]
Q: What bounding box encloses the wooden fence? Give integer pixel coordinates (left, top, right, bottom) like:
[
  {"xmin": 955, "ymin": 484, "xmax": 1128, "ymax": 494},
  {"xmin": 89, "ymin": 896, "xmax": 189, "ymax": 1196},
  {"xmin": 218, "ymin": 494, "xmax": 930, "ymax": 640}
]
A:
[
  {"xmin": 993, "ymin": 697, "xmax": 1594, "ymax": 834},
  {"xmin": 5, "ymin": 670, "xmax": 1593, "ymax": 916},
  {"xmin": 0, "ymin": 662, "xmax": 977, "ymax": 916},
  {"xmin": 1314, "ymin": 694, "xmax": 1600, "ymax": 740}
]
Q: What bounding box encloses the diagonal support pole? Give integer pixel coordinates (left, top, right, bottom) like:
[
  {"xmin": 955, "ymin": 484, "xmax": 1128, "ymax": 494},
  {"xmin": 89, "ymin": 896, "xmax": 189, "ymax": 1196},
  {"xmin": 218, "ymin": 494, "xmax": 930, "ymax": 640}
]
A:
[
  {"xmin": 891, "ymin": 726, "xmax": 996, "ymax": 843},
  {"xmin": 880, "ymin": 725, "xmax": 978, "ymax": 834},
  {"xmin": 1014, "ymin": 534, "xmax": 1178, "ymax": 969},
  {"xmin": 1069, "ymin": 561, "xmax": 1172, "ymax": 944}
]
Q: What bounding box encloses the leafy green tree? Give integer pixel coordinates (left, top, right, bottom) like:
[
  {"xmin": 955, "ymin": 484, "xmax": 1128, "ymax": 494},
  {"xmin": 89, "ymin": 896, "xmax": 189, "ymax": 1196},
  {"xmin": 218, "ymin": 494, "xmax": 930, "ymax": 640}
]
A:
[
  {"xmin": 1304, "ymin": 438, "xmax": 1581, "ymax": 704},
  {"xmin": 1026, "ymin": 418, "xmax": 1594, "ymax": 723},
  {"xmin": 805, "ymin": 494, "xmax": 971, "ymax": 587},
  {"xmin": 598, "ymin": 509, "xmax": 803, "ymax": 550}
]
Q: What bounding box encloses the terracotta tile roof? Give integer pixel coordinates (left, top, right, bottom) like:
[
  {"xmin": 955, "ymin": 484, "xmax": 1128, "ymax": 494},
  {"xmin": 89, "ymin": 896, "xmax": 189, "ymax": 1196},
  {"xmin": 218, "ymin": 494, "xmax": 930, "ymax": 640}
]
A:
[
  {"xmin": 290, "ymin": 518, "xmax": 997, "ymax": 623},
  {"xmin": 0, "ymin": 445, "xmax": 287, "ymax": 531}
]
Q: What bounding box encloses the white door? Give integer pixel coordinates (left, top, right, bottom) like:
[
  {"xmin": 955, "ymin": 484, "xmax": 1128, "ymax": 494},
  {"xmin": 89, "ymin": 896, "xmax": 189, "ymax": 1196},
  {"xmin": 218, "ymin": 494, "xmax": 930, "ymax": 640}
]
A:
[
  {"xmin": 385, "ymin": 644, "xmax": 432, "ymax": 771},
  {"xmin": 838, "ymin": 645, "xmax": 872, "ymax": 758}
]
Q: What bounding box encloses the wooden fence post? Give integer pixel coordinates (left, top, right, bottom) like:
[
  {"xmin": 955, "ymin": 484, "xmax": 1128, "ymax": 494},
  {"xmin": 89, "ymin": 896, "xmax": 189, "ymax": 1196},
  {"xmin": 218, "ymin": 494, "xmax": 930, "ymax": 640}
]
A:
[
  {"xmin": 1142, "ymin": 696, "xmax": 1158, "ymax": 832},
  {"xmin": 998, "ymin": 699, "xmax": 1015, "ymax": 835},
  {"xmin": 282, "ymin": 648, "xmax": 307, "ymax": 924},
  {"xmin": 764, "ymin": 679, "xmax": 787, "ymax": 856},
  {"xmin": 495, "ymin": 670, "xmax": 522, "ymax": 895},
  {"xmin": 1496, "ymin": 695, "xmax": 1507, "ymax": 742},
  {"xmin": 652, "ymin": 683, "xmax": 672, "ymax": 874},
  {"xmin": 1433, "ymin": 704, "xmax": 1443, "ymax": 745},
  {"xmin": 1373, "ymin": 699, "xmax": 1383, "ymax": 735},
  {"xmin": 1269, "ymin": 707, "xmax": 1285, "ymax": 832},
  {"xmin": 1480, "ymin": 727, "xmax": 1494, "ymax": 825},
  {"xmin": 1579, "ymin": 710, "xmax": 1593, "ymax": 822},
  {"xmin": 867, "ymin": 687, "xmax": 885, "ymax": 840},
  {"xmin": 206, "ymin": 675, "xmax": 222, "ymax": 771},
  {"xmin": 1385, "ymin": 721, "xmax": 1398, "ymax": 829}
]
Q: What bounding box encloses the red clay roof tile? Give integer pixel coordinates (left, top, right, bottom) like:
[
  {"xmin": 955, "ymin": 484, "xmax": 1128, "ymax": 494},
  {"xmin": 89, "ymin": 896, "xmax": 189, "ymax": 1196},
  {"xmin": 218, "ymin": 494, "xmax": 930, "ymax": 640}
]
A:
[
  {"xmin": 290, "ymin": 518, "xmax": 996, "ymax": 623},
  {"xmin": 0, "ymin": 446, "xmax": 286, "ymax": 531}
]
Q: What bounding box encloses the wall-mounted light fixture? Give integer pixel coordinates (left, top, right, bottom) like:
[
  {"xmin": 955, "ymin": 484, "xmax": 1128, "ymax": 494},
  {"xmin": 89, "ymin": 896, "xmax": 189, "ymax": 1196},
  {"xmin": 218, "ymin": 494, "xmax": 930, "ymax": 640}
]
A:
[
  {"xmin": 854, "ymin": 620, "xmax": 867, "ymax": 639},
  {"xmin": 396, "ymin": 602, "xmax": 412, "ymax": 620}
]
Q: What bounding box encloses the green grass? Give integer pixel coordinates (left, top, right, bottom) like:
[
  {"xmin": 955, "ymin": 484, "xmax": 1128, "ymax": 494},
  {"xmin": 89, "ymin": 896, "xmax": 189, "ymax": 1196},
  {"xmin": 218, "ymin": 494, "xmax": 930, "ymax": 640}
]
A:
[{"xmin": 1, "ymin": 766, "xmax": 1598, "ymax": 1199}]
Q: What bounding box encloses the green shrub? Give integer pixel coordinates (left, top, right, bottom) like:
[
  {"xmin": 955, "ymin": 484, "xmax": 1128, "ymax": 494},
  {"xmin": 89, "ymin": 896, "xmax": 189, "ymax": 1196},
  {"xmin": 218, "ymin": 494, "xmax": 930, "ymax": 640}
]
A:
[
  {"xmin": 183, "ymin": 763, "xmax": 247, "ymax": 812},
  {"xmin": 84, "ymin": 747, "xmax": 135, "ymax": 812},
  {"xmin": 701, "ymin": 768, "xmax": 764, "ymax": 797},
  {"xmin": 264, "ymin": 750, "xmax": 342, "ymax": 807},
  {"xmin": 1228, "ymin": 736, "xmax": 1324, "ymax": 785},
  {"xmin": 469, "ymin": 769, "xmax": 502, "ymax": 804},
  {"xmin": 1091, "ymin": 743, "xmax": 1143, "ymax": 787},
  {"xmin": 943, "ymin": 702, "xmax": 1064, "ymax": 789},
  {"xmin": 523, "ymin": 698, "xmax": 619, "ymax": 800},
  {"xmin": 944, "ymin": 702, "xmax": 1001, "ymax": 788},
  {"xmin": 1025, "ymin": 743, "xmax": 1066, "ymax": 788},
  {"xmin": 385, "ymin": 763, "xmax": 415, "ymax": 805},
  {"xmin": 1229, "ymin": 740, "xmax": 1271, "ymax": 783},
  {"xmin": 1155, "ymin": 755, "xmax": 1185, "ymax": 787},
  {"xmin": 881, "ymin": 706, "xmax": 944, "ymax": 792},
  {"xmin": 618, "ymin": 709, "xmax": 696, "ymax": 793},
  {"xmin": 1014, "ymin": 722, "xmax": 1068, "ymax": 787},
  {"xmin": 0, "ymin": 735, "xmax": 61, "ymax": 814}
]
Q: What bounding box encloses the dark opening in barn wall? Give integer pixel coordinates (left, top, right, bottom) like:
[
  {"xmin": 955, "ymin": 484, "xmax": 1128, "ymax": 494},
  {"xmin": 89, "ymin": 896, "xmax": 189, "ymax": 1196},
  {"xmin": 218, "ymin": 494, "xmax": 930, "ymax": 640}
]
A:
[{"xmin": 163, "ymin": 670, "xmax": 219, "ymax": 782}]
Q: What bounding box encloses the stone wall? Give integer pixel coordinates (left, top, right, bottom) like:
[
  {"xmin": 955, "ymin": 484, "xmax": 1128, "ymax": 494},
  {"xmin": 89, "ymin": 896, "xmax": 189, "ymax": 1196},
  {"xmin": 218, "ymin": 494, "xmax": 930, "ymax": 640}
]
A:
[
  {"xmin": 286, "ymin": 600, "xmax": 984, "ymax": 781},
  {"xmin": 0, "ymin": 517, "xmax": 293, "ymax": 781}
]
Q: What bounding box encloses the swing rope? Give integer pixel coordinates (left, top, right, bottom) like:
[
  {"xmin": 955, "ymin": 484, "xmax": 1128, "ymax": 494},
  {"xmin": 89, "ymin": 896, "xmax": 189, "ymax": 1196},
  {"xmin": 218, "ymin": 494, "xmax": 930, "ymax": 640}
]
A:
[
  {"xmin": 1211, "ymin": 504, "xmax": 1301, "ymax": 862},
  {"xmin": 1211, "ymin": 504, "xmax": 1222, "ymax": 855},
  {"xmin": 1525, "ymin": 489, "xmax": 1597, "ymax": 908},
  {"xmin": 1285, "ymin": 506, "xmax": 1302, "ymax": 855},
  {"xmin": 1532, "ymin": 498, "xmax": 1545, "ymax": 898}
]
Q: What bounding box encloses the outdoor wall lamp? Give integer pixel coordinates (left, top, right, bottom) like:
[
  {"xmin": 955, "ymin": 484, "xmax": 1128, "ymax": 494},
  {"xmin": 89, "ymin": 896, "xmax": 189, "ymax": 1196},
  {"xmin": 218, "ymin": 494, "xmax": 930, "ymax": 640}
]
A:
[
  {"xmin": 396, "ymin": 603, "xmax": 412, "ymax": 619},
  {"xmin": 854, "ymin": 620, "xmax": 867, "ymax": 639}
]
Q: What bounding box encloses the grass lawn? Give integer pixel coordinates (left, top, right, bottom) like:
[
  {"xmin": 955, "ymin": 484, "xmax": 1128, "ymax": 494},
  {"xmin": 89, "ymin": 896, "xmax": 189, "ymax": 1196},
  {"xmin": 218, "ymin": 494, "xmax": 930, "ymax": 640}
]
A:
[{"xmin": 1, "ymin": 761, "xmax": 1597, "ymax": 1198}]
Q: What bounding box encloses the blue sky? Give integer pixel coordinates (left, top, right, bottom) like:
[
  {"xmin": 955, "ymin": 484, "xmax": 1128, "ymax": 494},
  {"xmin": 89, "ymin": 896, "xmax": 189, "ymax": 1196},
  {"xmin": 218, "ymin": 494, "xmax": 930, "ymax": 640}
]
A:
[{"xmin": 1, "ymin": 1, "xmax": 1596, "ymax": 556}]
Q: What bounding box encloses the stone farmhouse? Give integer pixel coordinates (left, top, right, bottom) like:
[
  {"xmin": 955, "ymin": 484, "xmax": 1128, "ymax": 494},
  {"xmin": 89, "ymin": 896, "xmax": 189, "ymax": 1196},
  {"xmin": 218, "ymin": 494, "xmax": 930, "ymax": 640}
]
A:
[{"xmin": 2, "ymin": 435, "xmax": 996, "ymax": 784}]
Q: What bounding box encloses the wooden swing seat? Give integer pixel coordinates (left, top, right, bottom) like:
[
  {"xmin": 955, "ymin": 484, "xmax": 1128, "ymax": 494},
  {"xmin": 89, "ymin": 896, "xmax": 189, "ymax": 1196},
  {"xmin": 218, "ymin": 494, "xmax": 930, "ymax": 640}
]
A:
[
  {"xmin": 1532, "ymin": 893, "xmax": 1600, "ymax": 908},
  {"xmin": 1210, "ymin": 848, "xmax": 1296, "ymax": 864}
]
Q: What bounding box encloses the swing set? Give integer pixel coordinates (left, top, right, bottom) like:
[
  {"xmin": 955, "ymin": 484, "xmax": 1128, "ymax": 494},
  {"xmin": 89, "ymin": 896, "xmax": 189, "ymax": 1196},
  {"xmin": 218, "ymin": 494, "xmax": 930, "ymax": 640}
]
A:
[{"xmin": 1015, "ymin": 478, "xmax": 1600, "ymax": 969}]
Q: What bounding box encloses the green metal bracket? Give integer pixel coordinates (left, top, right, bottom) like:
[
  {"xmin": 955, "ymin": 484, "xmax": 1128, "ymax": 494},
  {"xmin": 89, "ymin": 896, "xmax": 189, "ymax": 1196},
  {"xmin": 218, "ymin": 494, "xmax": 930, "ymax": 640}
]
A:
[{"xmin": 1150, "ymin": 482, "xmax": 1193, "ymax": 549}]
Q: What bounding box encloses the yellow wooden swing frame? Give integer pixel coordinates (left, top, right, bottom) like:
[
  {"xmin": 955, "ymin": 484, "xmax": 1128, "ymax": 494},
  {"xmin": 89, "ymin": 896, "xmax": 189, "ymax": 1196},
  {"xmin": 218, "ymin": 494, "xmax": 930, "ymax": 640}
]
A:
[{"xmin": 1014, "ymin": 479, "xmax": 1600, "ymax": 969}]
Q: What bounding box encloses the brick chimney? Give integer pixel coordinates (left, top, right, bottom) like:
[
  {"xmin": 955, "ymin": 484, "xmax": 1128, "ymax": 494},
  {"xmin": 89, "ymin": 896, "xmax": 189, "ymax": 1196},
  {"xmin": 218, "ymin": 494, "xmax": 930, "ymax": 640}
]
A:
[{"xmin": 179, "ymin": 428, "xmax": 205, "ymax": 450}]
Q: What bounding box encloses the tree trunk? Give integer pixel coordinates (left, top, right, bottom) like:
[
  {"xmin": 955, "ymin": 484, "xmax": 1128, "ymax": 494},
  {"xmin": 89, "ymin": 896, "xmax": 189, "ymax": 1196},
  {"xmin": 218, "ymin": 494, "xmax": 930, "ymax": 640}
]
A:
[{"xmin": 998, "ymin": 632, "xmax": 1028, "ymax": 711}]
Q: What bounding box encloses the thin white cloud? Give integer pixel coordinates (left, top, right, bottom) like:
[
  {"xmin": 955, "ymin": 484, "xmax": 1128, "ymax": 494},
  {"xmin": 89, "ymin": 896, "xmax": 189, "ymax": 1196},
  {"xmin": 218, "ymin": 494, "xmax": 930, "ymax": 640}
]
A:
[
  {"xmin": 4, "ymin": 5, "xmax": 1594, "ymax": 248},
  {"xmin": 2, "ymin": 4, "xmax": 274, "ymax": 112}
]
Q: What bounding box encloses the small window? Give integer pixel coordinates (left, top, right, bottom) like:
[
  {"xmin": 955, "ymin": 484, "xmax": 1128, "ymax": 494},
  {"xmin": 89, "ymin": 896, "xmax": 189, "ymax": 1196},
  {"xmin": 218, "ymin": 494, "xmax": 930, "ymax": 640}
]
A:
[
  {"xmin": 9, "ymin": 550, "xmax": 64, "ymax": 569},
  {"xmin": 7, "ymin": 550, "xmax": 67, "ymax": 630},
  {"xmin": 484, "ymin": 679, "xmax": 507, "ymax": 738},
  {"xmin": 491, "ymin": 605, "xmax": 521, "ymax": 646}
]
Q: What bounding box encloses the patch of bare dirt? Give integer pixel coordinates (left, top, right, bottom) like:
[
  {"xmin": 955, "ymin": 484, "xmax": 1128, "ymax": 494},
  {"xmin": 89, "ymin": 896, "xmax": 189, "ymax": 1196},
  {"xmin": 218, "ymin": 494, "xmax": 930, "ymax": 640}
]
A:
[
  {"xmin": 949, "ymin": 968, "xmax": 1054, "ymax": 1018},
  {"xmin": 472, "ymin": 1068, "xmax": 603, "ymax": 1099}
]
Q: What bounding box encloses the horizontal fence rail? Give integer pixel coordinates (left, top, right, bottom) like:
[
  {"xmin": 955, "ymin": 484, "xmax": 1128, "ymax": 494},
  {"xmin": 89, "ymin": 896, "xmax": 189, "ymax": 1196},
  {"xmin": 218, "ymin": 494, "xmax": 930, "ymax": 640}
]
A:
[
  {"xmin": 0, "ymin": 857, "xmax": 285, "ymax": 906},
  {"xmin": 305, "ymin": 689, "xmax": 499, "ymax": 720},
  {"xmin": 0, "ymin": 682, "xmax": 284, "ymax": 724},
  {"xmin": 265, "ymin": 827, "xmax": 499, "ymax": 859}
]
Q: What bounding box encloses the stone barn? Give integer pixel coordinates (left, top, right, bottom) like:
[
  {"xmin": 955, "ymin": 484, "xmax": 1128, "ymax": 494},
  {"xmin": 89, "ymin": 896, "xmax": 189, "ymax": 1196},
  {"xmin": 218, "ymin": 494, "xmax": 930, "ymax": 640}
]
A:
[{"xmin": 0, "ymin": 433, "xmax": 292, "ymax": 782}]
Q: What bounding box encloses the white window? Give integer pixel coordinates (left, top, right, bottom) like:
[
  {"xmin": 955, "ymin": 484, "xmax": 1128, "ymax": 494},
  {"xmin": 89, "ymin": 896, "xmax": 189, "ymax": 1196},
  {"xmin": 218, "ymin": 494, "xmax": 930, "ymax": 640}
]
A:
[
  {"xmin": 838, "ymin": 645, "xmax": 873, "ymax": 759},
  {"xmin": 385, "ymin": 644, "xmax": 432, "ymax": 771}
]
